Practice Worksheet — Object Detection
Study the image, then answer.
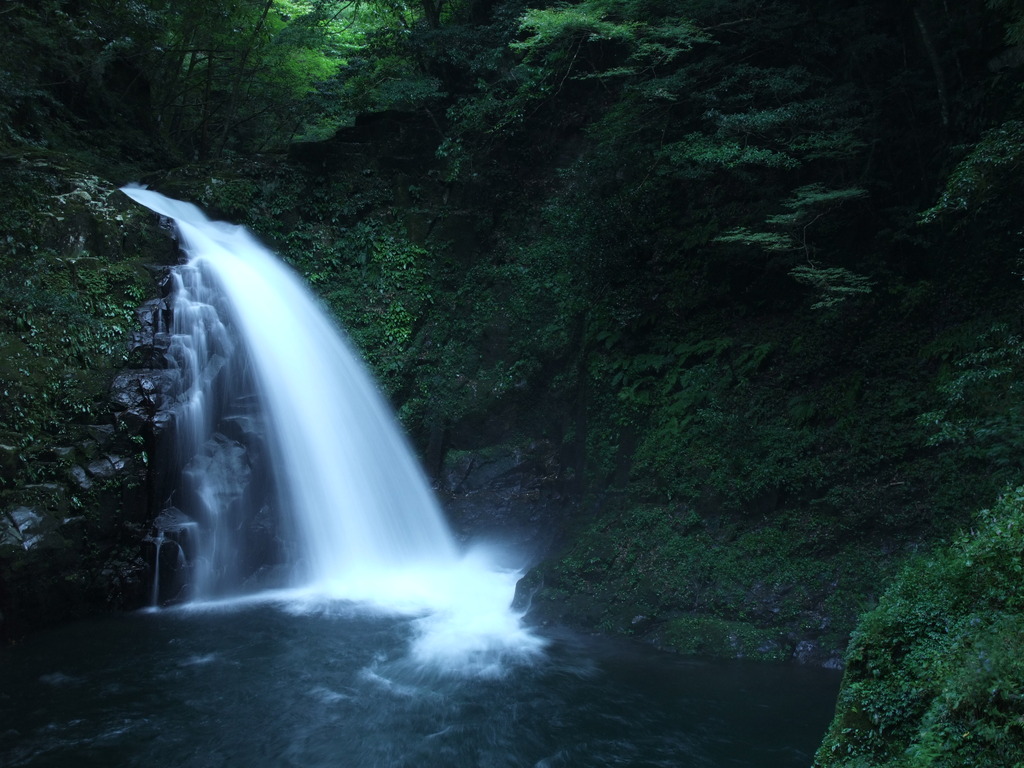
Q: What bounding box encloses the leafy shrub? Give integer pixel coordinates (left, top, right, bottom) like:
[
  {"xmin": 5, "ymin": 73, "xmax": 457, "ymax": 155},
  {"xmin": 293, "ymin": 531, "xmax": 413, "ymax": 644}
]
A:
[{"xmin": 816, "ymin": 487, "xmax": 1024, "ymax": 767}]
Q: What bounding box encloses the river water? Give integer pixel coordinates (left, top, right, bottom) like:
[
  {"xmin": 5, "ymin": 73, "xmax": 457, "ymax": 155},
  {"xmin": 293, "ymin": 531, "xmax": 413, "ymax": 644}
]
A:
[{"xmin": 0, "ymin": 600, "xmax": 839, "ymax": 767}]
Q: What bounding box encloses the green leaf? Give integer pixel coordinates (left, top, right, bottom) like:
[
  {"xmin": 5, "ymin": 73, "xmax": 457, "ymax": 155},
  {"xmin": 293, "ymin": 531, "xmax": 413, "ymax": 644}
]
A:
[
  {"xmin": 789, "ymin": 264, "xmax": 873, "ymax": 309},
  {"xmin": 714, "ymin": 227, "xmax": 796, "ymax": 251}
]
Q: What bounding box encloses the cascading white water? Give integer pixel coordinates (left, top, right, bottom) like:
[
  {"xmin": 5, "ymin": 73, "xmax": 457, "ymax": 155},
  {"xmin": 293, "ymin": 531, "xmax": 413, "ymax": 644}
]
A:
[
  {"xmin": 122, "ymin": 185, "xmax": 542, "ymax": 670},
  {"xmin": 162, "ymin": 261, "xmax": 244, "ymax": 597}
]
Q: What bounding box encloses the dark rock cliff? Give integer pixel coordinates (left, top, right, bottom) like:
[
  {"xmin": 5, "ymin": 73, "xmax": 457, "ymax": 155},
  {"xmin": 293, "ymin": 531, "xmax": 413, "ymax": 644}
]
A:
[{"xmin": 0, "ymin": 159, "xmax": 178, "ymax": 639}]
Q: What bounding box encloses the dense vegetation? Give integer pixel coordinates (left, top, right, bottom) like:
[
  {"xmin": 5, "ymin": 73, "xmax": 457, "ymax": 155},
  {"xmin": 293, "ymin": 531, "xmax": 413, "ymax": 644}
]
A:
[
  {"xmin": 0, "ymin": 160, "xmax": 171, "ymax": 632},
  {"xmin": 816, "ymin": 487, "xmax": 1024, "ymax": 767},
  {"xmin": 3, "ymin": 0, "xmax": 1024, "ymax": 760}
]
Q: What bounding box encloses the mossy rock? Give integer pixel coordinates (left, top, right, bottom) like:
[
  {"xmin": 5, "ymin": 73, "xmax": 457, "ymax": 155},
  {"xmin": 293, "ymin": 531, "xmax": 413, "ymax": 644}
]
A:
[
  {"xmin": 521, "ymin": 501, "xmax": 889, "ymax": 664},
  {"xmin": 656, "ymin": 615, "xmax": 788, "ymax": 661},
  {"xmin": 816, "ymin": 487, "xmax": 1024, "ymax": 767},
  {"xmin": 0, "ymin": 155, "xmax": 175, "ymax": 639}
]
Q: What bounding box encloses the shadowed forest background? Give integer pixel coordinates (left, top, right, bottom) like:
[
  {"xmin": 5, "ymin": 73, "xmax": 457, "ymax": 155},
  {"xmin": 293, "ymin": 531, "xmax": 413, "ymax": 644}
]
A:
[{"xmin": 2, "ymin": 0, "xmax": 1024, "ymax": 764}]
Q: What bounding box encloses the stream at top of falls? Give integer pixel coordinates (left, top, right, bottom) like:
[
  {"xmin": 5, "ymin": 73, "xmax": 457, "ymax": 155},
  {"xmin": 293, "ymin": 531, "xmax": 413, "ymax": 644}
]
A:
[{"xmin": 0, "ymin": 602, "xmax": 840, "ymax": 768}]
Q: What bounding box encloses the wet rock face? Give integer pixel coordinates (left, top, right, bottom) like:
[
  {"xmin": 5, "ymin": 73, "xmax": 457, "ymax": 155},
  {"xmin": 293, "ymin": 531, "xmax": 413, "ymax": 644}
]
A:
[
  {"xmin": 792, "ymin": 639, "xmax": 845, "ymax": 670},
  {"xmin": 110, "ymin": 293, "xmax": 178, "ymax": 440},
  {"xmin": 125, "ymin": 266, "xmax": 288, "ymax": 605},
  {"xmin": 0, "ymin": 274, "xmax": 180, "ymax": 639},
  {"xmin": 0, "ymin": 443, "xmax": 150, "ymax": 640},
  {"xmin": 438, "ymin": 441, "xmax": 572, "ymax": 567},
  {"xmin": 127, "ymin": 296, "xmax": 173, "ymax": 369},
  {"xmin": 5, "ymin": 506, "xmax": 53, "ymax": 551},
  {"xmin": 156, "ymin": 422, "xmax": 286, "ymax": 602},
  {"xmin": 0, "ymin": 169, "xmax": 187, "ymax": 640},
  {"xmin": 143, "ymin": 507, "xmax": 198, "ymax": 604}
]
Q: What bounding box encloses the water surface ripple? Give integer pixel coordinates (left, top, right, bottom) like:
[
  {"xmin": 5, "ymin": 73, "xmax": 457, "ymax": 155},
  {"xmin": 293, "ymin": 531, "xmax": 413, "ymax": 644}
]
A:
[{"xmin": 0, "ymin": 604, "xmax": 839, "ymax": 767}]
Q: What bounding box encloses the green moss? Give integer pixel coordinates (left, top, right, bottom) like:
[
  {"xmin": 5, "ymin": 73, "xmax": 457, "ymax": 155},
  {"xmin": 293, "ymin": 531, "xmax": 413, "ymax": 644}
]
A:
[
  {"xmin": 0, "ymin": 156, "xmax": 169, "ymax": 637},
  {"xmin": 660, "ymin": 615, "xmax": 787, "ymax": 661},
  {"xmin": 816, "ymin": 487, "xmax": 1024, "ymax": 767},
  {"xmin": 529, "ymin": 501, "xmax": 890, "ymax": 661},
  {"xmin": 0, "ymin": 164, "xmax": 156, "ymax": 456}
]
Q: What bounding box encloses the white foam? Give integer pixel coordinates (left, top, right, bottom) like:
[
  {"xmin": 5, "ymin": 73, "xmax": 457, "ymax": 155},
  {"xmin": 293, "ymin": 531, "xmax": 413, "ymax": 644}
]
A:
[{"xmin": 122, "ymin": 186, "xmax": 547, "ymax": 676}]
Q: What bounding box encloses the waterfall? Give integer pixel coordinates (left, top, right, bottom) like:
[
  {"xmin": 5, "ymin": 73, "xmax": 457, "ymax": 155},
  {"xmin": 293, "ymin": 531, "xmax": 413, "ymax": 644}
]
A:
[
  {"xmin": 122, "ymin": 186, "xmax": 541, "ymax": 670},
  {"xmin": 124, "ymin": 185, "xmax": 460, "ymax": 594},
  {"xmin": 122, "ymin": 183, "xmax": 456, "ymax": 593}
]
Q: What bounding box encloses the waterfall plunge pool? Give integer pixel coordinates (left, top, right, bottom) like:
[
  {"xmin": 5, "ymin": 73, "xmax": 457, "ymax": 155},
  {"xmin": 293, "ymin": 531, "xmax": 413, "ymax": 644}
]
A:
[
  {"xmin": 0, "ymin": 188, "xmax": 839, "ymax": 766},
  {"xmin": 0, "ymin": 601, "xmax": 840, "ymax": 767}
]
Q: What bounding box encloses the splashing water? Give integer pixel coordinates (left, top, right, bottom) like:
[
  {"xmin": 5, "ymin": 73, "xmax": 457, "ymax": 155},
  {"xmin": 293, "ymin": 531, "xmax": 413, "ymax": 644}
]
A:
[{"xmin": 121, "ymin": 185, "xmax": 543, "ymax": 671}]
